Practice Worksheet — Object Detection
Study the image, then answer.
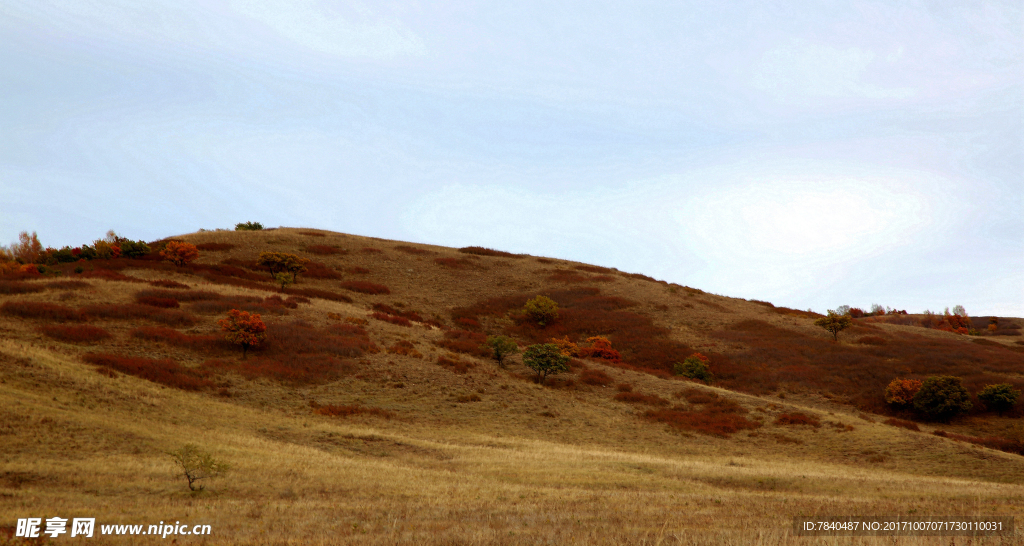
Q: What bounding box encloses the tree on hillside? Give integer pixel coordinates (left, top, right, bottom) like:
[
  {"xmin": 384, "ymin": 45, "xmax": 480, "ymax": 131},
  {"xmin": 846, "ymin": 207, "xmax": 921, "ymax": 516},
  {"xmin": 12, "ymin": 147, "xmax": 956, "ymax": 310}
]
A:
[
  {"xmin": 523, "ymin": 343, "xmax": 570, "ymax": 384},
  {"xmin": 257, "ymin": 252, "xmax": 309, "ymax": 282},
  {"xmin": 235, "ymin": 221, "xmax": 264, "ymax": 231},
  {"xmin": 523, "ymin": 295, "xmax": 558, "ymax": 327},
  {"xmin": 160, "ymin": 241, "xmax": 199, "ymax": 266},
  {"xmin": 913, "ymin": 376, "xmax": 972, "ymax": 421},
  {"xmin": 674, "ymin": 353, "xmax": 713, "ymax": 383},
  {"xmin": 884, "ymin": 378, "xmax": 922, "ymax": 407},
  {"xmin": 978, "ymin": 383, "xmax": 1020, "ymax": 417},
  {"xmin": 218, "ymin": 309, "xmax": 267, "ymax": 359},
  {"xmin": 9, "ymin": 231, "xmax": 43, "ymax": 264},
  {"xmin": 814, "ymin": 310, "xmax": 852, "ymax": 341},
  {"xmin": 486, "ymin": 335, "xmax": 519, "ymax": 368},
  {"xmin": 168, "ymin": 444, "xmax": 230, "ymax": 492}
]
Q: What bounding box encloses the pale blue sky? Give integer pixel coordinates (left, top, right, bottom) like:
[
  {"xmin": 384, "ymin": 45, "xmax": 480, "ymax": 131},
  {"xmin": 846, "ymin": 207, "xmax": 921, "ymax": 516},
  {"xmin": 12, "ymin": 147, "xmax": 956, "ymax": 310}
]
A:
[{"xmin": 1, "ymin": 1, "xmax": 1021, "ymax": 315}]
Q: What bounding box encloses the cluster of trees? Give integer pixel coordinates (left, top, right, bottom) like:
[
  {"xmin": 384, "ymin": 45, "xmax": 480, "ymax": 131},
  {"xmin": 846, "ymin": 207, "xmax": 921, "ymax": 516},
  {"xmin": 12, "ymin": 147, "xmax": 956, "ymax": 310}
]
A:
[
  {"xmin": 885, "ymin": 376, "xmax": 1020, "ymax": 421},
  {"xmin": 836, "ymin": 304, "xmax": 908, "ymax": 318},
  {"xmin": 0, "ymin": 230, "xmax": 150, "ymax": 272},
  {"xmin": 257, "ymin": 252, "xmax": 309, "ymax": 289}
]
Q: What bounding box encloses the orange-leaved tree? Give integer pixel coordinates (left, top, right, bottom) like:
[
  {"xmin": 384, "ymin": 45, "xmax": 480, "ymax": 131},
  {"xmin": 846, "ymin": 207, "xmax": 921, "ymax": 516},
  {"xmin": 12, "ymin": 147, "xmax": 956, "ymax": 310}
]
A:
[
  {"xmin": 884, "ymin": 378, "xmax": 922, "ymax": 407},
  {"xmin": 549, "ymin": 336, "xmax": 579, "ymax": 357},
  {"xmin": 160, "ymin": 241, "xmax": 199, "ymax": 267},
  {"xmin": 218, "ymin": 309, "xmax": 266, "ymax": 359},
  {"xmin": 579, "ymin": 336, "xmax": 621, "ymax": 362}
]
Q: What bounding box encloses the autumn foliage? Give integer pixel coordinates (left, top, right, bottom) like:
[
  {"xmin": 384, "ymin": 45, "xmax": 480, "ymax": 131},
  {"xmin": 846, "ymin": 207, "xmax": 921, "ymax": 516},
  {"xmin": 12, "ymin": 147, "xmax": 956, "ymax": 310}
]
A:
[
  {"xmin": 218, "ymin": 309, "xmax": 267, "ymax": 359},
  {"xmin": 160, "ymin": 241, "xmax": 200, "ymax": 266},
  {"xmin": 884, "ymin": 378, "xmax": 922, "ymax": 407}
]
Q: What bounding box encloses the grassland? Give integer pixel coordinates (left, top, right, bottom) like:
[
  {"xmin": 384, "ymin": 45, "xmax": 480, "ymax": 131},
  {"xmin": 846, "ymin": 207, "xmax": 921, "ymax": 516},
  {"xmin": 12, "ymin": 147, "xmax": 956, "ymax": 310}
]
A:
[{"xmin": 1, "ymin": 227, "xmax": 1022, "ymax": 544}]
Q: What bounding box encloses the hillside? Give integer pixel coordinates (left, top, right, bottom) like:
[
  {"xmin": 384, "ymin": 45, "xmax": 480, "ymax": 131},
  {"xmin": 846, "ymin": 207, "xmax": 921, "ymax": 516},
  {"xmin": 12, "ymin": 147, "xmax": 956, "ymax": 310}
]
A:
[{"xmin": 2, "ymin": 227, "xmax": 1023, "ymax": 544}]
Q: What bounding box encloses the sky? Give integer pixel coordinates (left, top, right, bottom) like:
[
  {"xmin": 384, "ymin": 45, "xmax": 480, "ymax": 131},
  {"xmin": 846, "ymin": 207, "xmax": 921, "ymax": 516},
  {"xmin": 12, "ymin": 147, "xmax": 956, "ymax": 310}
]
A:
[{"xmin": 1, "ymin": 1, "xmax": 1021, "ymax": 316}]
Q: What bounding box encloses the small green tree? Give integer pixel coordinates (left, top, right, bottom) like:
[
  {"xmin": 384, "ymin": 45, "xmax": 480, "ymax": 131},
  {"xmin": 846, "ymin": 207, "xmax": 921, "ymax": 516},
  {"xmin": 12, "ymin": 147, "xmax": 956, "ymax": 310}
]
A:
[
  {"xmin": 274, "ymin": 272, "xmax": 293, "ymax": 292},
  {"xmin": 257, "ymin": 252, "xmax": 308, "ymax": 283},
  {"xmin": 486, "ymin": 335, "xmax": 518, "ymax": 368},
  {"xmin": 815, "ymin": 310, "xmax": 853, "ymax": 341},
  {"xmin": 674, "ymin": 353, "xmax": 713, "ymax": 383},
  {"xmin": 978, "ymin": 384, "xmax": 1020, "ymax": 417},
  {"xmin": 523, "ymin": 343, "xmax": 570, "ymax": 384},
  {"xmin": 913, "ymin": 376, "xmax": 973, "ymax": 421},
  {"xmin": 235, "ymin": 221, "xmax": 264, "ymax": 231},
  {"xmin": 523, "ymin": 295, "xmax": 558, "ymax": 327},
  {"xmin": 168, "ymin": 444, "xmax": 229, "ymax": 492}
]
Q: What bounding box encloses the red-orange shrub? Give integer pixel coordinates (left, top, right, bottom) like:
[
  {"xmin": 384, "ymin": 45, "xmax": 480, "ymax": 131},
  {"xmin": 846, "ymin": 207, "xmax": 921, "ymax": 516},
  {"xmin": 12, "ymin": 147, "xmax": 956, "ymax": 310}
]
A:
[
  {"xmin": 884, "ymin": 378, "xmax": 922, "ymax": 406},
  {"xmin": 218, "ymin": 309, "xmax": 266, "ymax": 359},
  {"xmin": 372, "ymin": 304, "xmax": 423, "ymax": 322},
  {"xmin": 38, "ymin": 324, "xmax": 111, "ymax": 343},
  {"xmin": 371, "ymin": 312, "xmax": 411, "ymax": 327},
  {"xmin": 775, "ymin": 412, "xmax": 821, "ymax": 427},
  {"xmin": 436, "ymin": 329, "xmax": 490, "ymax": 357},
  {"xmin": 1, "ymin": 301, "xmax": 85, "ymax": 322},
  {"xmin": 580, "ymin": 336, "xmax": 621, "ymax": 361},
  {"xmin": 313, "ymin": 403, "xmax": 394, "ymax": 419},
  {"xmin": 614, "ymin": 391, "xmax": 669, "ymax": 406},
  {"xmin": 643, "ymin": 406, "xmax": 760, "ymax": 437},
  {"xmin": 136, "ymin": 296, "xmax": 180, "ymax": 308},
  {"xmin": 387, "ymin": 340, "xmax": 423, "ymax": 358},
  {"xmin": 884, "ymin": 418, "xmax": 920, "ymax": 431},
  {"xmin": 340, "ymin": 281, "xmax": 390, "ymax": 295},
  {"xmin": 303, "ymin": 261, "xmax": 342, "ymax": 280},
  {"xmin": 160, "ymin": 241, "xmax": 199, "ymax": 266},
  {"xmin": 580, "ymin": 368, "xmax": 612, "ymax": 386},
  {"xmin": 0, "ymin": 281, "xmax": 44, "ymax": 294},
  {"xmin": 84, "ymin": 352, "xmax": 213, "ymax": 390},
  {"xmin": 130, "ymin": 326, "xmax": 222, "ymax": 352}
]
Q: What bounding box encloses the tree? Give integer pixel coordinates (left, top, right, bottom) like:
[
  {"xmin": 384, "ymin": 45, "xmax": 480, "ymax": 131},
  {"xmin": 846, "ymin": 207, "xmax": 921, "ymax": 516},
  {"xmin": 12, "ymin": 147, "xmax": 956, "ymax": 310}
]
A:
[
  {"xmin": 522, "ymin": 343, "xmax": 570, "ymax": 384},
  {"xmin": 9, "ymin": 231, "xmax": 43, "ymax": 264},
  {"xmin": 257, "ymin": 252, "xmax": 308, "ymax": 282},
  {"xmin": 218, "ymin": 309, "xmax": 267, "ymax": 359},
  {"xmin": 235, "ymin": 221, "xmax": 264, "ymax": 231},
  {"xmin": 814, "ymin": 310, "xmax": 852, "ymax": 341},
  {"xmin": 168, "ymin": 444, "xmax": 229, "ymax": 492},
  {"xmin": 978, "ymin": 384, "xmax": 1020, "ymax": 417},
  {"xmin": 884, "ymin": 378, "xmax": 922, "ymax": 407},
  {"xmin": 486, "ymin": 335, "xmax": 518, "ymax": 368},
  {"xmin": 674, "ymin": 353, "xmax": 712, "ymax": 383},
  {"xmin": 160, "ymin": 241, "xmax": 199, "ymax": 266},
  {"xmin": 523, "ymin": 295, "xmax": 558, "ymax": 327},
  {"xmin": 913, "ymin": 376, "xmax": 972, "ymax": 421},
  {"xmin": 580, "ymin": 336, "xmax": 620, "ymax": 362},
  {"xmin": 274, "ymin": 272, "xmax": 293, "ymax": 291}
]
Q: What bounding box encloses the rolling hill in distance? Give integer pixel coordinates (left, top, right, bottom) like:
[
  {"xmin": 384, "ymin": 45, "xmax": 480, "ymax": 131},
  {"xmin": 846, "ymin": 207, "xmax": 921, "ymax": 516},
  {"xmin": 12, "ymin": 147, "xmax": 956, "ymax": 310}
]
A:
[{"xmin": 2, "ymin": 226, "xmax": 1023, "ymax": 545}]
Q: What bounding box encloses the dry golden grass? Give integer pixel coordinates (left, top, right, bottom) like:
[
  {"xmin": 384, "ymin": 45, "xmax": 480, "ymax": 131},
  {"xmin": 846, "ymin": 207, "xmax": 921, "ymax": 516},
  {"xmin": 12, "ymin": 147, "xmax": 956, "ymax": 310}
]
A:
[{"xmin": 1, "ymin": 227, "xmax": 1022, "ymax": 545}]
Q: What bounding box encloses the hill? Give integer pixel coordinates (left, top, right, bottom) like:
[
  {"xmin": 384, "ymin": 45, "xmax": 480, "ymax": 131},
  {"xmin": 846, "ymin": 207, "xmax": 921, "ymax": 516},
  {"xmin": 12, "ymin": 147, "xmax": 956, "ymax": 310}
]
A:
[{"xmin": 1, "ymin": 227, "xmax": 1022, "ymax": 544}]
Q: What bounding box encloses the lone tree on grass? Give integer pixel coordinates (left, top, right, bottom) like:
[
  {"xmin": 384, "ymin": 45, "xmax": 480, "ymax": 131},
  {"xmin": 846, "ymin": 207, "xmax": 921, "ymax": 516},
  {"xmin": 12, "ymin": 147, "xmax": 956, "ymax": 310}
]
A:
[
  {"xmin": 486, "ymin": 335, "xmax": 518, "ymax": 368},
  {"xmin": 218, "ymin": 309, "xmax": 266, "ymax": 359},
  {"xmin": 168, "ymin": 444, "xmax": 229, "ymax": 492},
  {"xmin": 523, "ymin": 295, "xmax": 558, "ymax": 327},
  {"xmin": 913, "ymin": 376, "xmax": 972, "ymax": 422},
  {"xmin": 978, "ymin": 383, "xmax": 1020, "ymax": 417},
  {"xmin": 160, "ymin": 241, "xmax": 199, "ymax": 267},
  {"xmin": 815, "ymin": 309, "xmax": 852, "ymax": 341},
  {"xmin": 674, "ymin": 352, "xmax": 713, "ymax": 383},
  {"xmin": 523, "ymin": 343, "xmax": 570, "ymax": 384},
  {"xmin": 257, "ymin": 251, "xmax": 308, "ymax": 283}
]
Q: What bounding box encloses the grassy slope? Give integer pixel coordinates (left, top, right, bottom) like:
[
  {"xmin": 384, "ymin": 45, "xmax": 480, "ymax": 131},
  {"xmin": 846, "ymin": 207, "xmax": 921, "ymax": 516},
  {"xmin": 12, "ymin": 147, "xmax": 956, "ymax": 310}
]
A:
[{"xmin": 1, "ymin": 227, "xmax": 1023, "ymax": 545}]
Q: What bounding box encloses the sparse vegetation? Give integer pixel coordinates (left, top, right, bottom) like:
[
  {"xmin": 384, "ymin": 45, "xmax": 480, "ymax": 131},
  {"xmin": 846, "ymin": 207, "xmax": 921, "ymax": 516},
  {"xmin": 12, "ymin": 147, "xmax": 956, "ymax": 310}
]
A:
[
  {"xmin": 814, "ymin": 309, "xmax": 852, "ymax": 341},
  {"xmin": 486, "ymin": 335, "xmax": 518, "ymax": 367},
  {"xmin": 168, "ymin": 444, "xmax": 230, "ymax": 491},
  {"xmin": 522, "ymin": 343, "xmax": 570, "ymax": 384},
  {"xmin": 235, "ymin": 221, "xmax": 264, "ymax": 231}
]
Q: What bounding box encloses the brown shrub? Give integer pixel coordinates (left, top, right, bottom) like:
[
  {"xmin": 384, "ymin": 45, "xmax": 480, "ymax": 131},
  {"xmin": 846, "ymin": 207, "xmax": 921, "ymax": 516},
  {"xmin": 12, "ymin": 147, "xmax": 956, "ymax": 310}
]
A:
[
  {"xmin": 130, "ymin": 326, "xmax": 222, "ymax": 352},
  {"xmin": 372, "ymin": 304, "xmax": 424, "ymax": 322},
  {"xmin": 283, "ymin": 287, "xmax": 353, "ymax": 303},
  {"xmin": 547, "ymin": 270, "xmax": 589, "ymax": 283},
  {"xmin": 45, "ymin": 280, "xmax": 91, "ymax": 291},
  {"xmin": 884, "ymin": 418, "xmax": 921, "ymax": 431},
  {"xmin": 80, "ymin": 269, "xmax": 145, "ymax": 283},
  {"xmin": 643, "ymin": 406, "xmax": 760, "ymax": 437},
  {"xmin": 775, "ymin": 412, "xmax": 821, "ymax": 427},
  {"xmin": 574, "ymin": 265, "xmax": 614, "ymax": 274},
  {"xmin": 458, "ymin": 247, "xmax": 522, "ymax": 258},
  {"xmin": 0, "ymin": 281, "xmax": 44, "ymax": 294},
  {"xmin": 84, "ymin": 352, "xmax": 214, "ymax": 390},
  {"xmin": 371, "ymin": 312, "xmax": 411, "ymax": 327},
  {"xmin": 580, "ymin": 368, "xmax": 612, "ymax": 386},
  {"xmin": 81, "ymin": 304, "xmax": 197, "ymax": 327},
  {"xmin": 436, "ymin": 329, "xmax": 490, "ymax": 357},
  {"xmin": 616, "ymin": 383, "xmax": 633, "ymax": 392},
  {"xmin": 136, "ymin": 297, "xmax": 180, "ymax": 308},
  {"xmin": 303, "ymin": 261, "xmax": 342, "ymax": 280},
  {"xmin": 148, "ymin": 279, "xmax": 191, "ymax": 289},
  {"xmin": 857, "ymin": 335, "xmax": 888, "ymax": 345},
  {"xmin": 437, "ymin": 355, "xmax": 474, "ymax": 374},
  {"xmin": 682, "ymin": 389, "xmax": 719, "ymax": 405},
  {"xmin": 347, "ymin": 267, "xmax": 370, "ymax": 274},
  {"xmin": 298, "ymin": 231, "xmax": 326, "ymax": 237},
  {"xmin": 195, "ymin": 243, "xmax": 235, "ymax": 251},
  {"xmin": 435, "ymin": 257, "xmax": 482, "ymax": 270},
  {"xmin": 340, "ymin": 281, "xmax": 390, "ymax": 295},
  {"xmin": 136, "ymin": 289, "xmax": 222, "ymax": 302},
  {"xmin": 38, "ymin": 324, "xmax": 111, "ymax": 343},
  {"xmin": 361, "ymin": 247, "xmax": 382, "ymax": 254},
  {"xmin": 933, "ymin": 430, "xmax": 1024, "ymax": 455},
  {"xmin": 204, "ymin": 355, "xmax": 354, "ymax": 384},
  {"xmin": 313, "ymin": 404, "xmax": 394, "ymax": 419},
  {"xmin": 456, "ymin": 394, "xmax": 482, "ymax": 403},
  {"xmin": 614, "ymin": 391, "xmax": 669, "ymax": 406},
  {"xmin": 394, "ymin": 245, "xmax": 432, "ymax": 255},
  {"xmin": 387, "ymin": 340, "xmax": 423, "ymax": 358},
  {"xmin": 1, "ymin": 301, "xmax": 85, "ymax": 322}
]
